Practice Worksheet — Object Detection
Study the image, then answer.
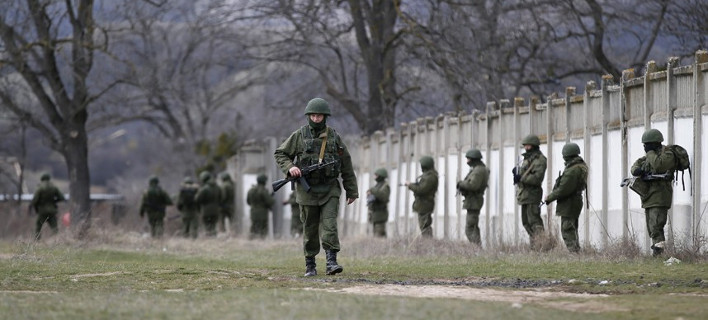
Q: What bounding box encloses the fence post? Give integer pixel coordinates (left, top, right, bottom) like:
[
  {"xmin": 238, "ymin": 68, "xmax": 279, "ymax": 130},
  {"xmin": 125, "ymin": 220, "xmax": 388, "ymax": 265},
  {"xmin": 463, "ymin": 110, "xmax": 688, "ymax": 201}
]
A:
[
  {"xmin": 583, "ymin": 81, "xmax": 596, "ymax": 246},
  {"xmin": 620, "ymin": 69, "xmax": 634, "ymax": 240},
  {"xmin": 693, "ymin": 51, "xmax": 707, "ymax": 241},
  {"xmin": 666, "ymin": 57, "xmax": 679, "ymax": 245},
  {"xmin": 486, "ymin": 101, "xmax": 496, "ymax": 245},
  {"xmin": 601, "ymin": 74, "xmax": 613, "ymax": 248}
]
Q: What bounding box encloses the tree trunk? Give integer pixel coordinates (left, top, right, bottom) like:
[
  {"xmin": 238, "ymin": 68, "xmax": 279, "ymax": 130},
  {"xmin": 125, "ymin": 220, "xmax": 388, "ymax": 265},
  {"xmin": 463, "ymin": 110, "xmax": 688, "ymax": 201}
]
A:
[{"xmin": 62, "ymin": 123, "xmax": 92, "ymax": 239}]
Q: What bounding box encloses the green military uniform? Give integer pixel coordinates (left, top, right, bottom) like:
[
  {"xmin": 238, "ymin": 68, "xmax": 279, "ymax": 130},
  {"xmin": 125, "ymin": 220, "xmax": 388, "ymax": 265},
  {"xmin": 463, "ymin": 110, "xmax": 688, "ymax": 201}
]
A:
[
  {"xmin": 30, "ymin": 174, "xmax": 65, "ymax": 240},
  {"xmin": 247, "ymin": 174, "xmax": 275, "ymax": 239},
  {"xmin": 274, "ymin": 97, "xmax": 358, "ymax": 277},
  {"xmin": 408, "ymin": 156, "xmax": 439, "ymax": 238},
  {"xmin": 177, "ymin": 177, "xmax": 200, "ymax": 239},
  {"xmin": 514, "ymin": 135, "xmax": 547, "ymax": 246},
  {"xmin": 630, "ymin": 129, "xmax": 675, "ymax": 256},
  {"xmin": 456, "ymin": 149, "xmax": 489, "ymax": 245},
  {"xmin": 287, "ymin": 192, "xmax": 303, "ymax": 237},
  {"xmin": 367, "ymin": 168, "xmax": 390, "ymax": 238},
  {"xmin": 544, "ymin": 143, "xmax": 588, "ymax": 253},
  {"xmin": 219, "ymin": 173, "xmax": 235, "ymax": 233},
  {"xmin": 194, "ymin": 172, "xmax": 222, "ymax": 237},
  {"xmin": 139, "ymin": 176, "xmax": 173, "ymax": 238}
]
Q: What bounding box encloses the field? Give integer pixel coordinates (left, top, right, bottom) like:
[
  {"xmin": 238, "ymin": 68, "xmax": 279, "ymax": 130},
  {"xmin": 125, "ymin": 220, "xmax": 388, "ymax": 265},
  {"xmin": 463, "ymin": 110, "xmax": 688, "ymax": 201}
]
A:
[{"xmin": 0, "ymin": 231, "xmax": 707, "ymax": 320}]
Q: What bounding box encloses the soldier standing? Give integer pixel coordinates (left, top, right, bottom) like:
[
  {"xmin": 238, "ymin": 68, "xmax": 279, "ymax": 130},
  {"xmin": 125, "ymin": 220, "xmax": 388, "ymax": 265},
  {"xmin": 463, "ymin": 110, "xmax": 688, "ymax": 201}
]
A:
[
  {"xmin": 177, "ymin": 177, "xmax": 200, "ymax": 239},
  {"xmin": 274, "ymin": 97, "xmax": 358, "ymax": 277},
  {"xmin": 219, "ymin": 173, "xmax": 235, "ymax": 233},
  {"xmin": 194, "ymin": 171, "xmax": 222, "ymax": 237},
  {"xmin": 543, "ymin": 143, "xmax": 588, "ymax": 253},
  {"xmin": 367, "ymin": 168, "xmax": 390, "ymax": 238},
  {"xmin": 286, "ymin": 192, "xmax": 303, "ymax": 238},
  {"xmin": 406, "ymin": 156, "xmax": 439, "ymax": 238},
  {"xmin": 630, "ymin": 129, "xmax": 675, "ymax": 256},
  {"xmin": 139, "ymin": 176, "xmax": 173, "ymax": 238},
  {"xmin": 456, "ymin": 149, "xmax": 489, "ymax": 245},
  {"xmin": 30, "ymin": 173, "xmax": 65, "ymax": 240},
  {"xmin": 512, "ymin": 134, "xmax": 547, "ymax": 248},
  {"xmin": 247, "ymin": 174, "xmax": 274, "ymax": 239}
]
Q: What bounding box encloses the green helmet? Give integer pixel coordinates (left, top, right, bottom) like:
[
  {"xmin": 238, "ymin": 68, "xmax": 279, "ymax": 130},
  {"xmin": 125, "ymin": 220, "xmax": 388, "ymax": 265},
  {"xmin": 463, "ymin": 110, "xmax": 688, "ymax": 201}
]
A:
[
  {"xmin": 419, "ymin": 156, "xmax": 434, "ymax": 170},
  {"xmin": 256, "ymin": 174, "xmax": 267, "ymax": 184},
  {"xmin": 304, "ymin": 98, "xmax": 331, "ymax": 115},
  {"xmin": 521, "ymin": 134, "xmax": 541, "ymax": 147},
  {"xmin": 40, "ymin": 173, "xmax": 51, "ymax": 181},
  {"xmin": 561, "ymin": 142, "xmax": 581, "ymax": 157},
  {"xmin": 183, "ymin": 177, "xmax": 193, "ymax": 184},
  {"xmin": 374, "ymin": 168, "xmax": 388, "ymax": 179},
  {"xmin": 465, "ymin": 149, "xmax": 482, "ymax": 159},
  {"xmin": 149, "ymin": 175, "xmax": 159, "ymax": 184},
  {"xmin": 641, "ymin": 128, "xmax": 664, "ymax": 143},
  {"xmin": 221, "ymin": 173, "xmax": 232, "ymax": 181},
  {"xmin": 199, "ymin": 171, "xmax": 212, "ymax": 183}
]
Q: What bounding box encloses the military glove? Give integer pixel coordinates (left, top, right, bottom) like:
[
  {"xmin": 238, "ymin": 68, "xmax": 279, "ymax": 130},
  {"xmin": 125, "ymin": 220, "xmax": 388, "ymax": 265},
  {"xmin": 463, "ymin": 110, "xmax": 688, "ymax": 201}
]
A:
[
  {"xmin": 511, "ymin": 167, "xmax": 518, "ymax": 175},
  {"xmin": 632, "ymin": 167, "xmax": 644, "ymax": 177},
  {"xmin": 513, "ymin": 174, "xmax": 521, "ymax": 185}
]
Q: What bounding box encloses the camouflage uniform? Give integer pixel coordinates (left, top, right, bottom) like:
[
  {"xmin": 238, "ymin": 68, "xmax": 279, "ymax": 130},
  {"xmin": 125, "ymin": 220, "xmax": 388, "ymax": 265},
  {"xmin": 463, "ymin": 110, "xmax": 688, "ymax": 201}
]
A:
[
  {"xmin": 274, "ymin": 97, "xmax": 358, "ymax": 277},
  {"xmin": 177, "ymin": 177, "xmax": 200, "ymax": 239},
  {"xmin": 367, "ymin": 168, "xmax": 390, "ymax": 238},
  {"xmin": 408, "ymin": 156, "xmax": 438, "ymax": 238},
  {"xmin": 630, "ymin": 129, "xmax": 675, "ymax": 256},
  {"xmin": 287, "ymin": 192, "xmax": 303, "ymax": 237},
  {"xmin": 139, "ymin": 176, "xmax": 173, "ymax": 238},
  {"xmin": 247, "ymin": 174, "xmax": 274, "ymax": 239},
  {"xmin": 456, "ymin": 150, "xmax": 489, "ymax": 245},
  {"xmin": 219, "ymin": 174, "xmax": 235, "ymax": 233},
  {"xmin": 194, "ymin": 172, "xmax": 222, "ymax": 237},
  {"xmin": 514, "ymin": 135, "xmax": 547, "ymax": 246},
  {"xmin": 544, "ymin": 143, "xmax": 588, "ymax": 253},
  {"xmin": 30, "ymin": 174, "xmax": 65, "ymax": 240}
]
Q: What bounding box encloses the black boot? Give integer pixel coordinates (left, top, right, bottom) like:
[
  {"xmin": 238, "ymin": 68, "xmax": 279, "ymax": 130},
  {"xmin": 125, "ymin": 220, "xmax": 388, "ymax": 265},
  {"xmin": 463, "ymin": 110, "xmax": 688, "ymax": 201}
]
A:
[
  {"xmin": 304, "ymin": 257, "xmax": 317, "ymax": 277},
  {"xmin": 325, "ymin": 250, "xmax": 343, "ymax": 275},
  {"xmin": 651, "ymin": 242, "xmax": 665, "ymax": 257}
]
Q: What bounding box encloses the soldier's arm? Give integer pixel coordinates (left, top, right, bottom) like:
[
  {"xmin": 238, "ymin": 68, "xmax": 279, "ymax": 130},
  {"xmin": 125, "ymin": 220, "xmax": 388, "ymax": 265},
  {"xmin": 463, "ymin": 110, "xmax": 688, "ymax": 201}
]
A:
[
  {"xmin": 264, "ymin": 188, "xmax": 275, "ymax": 209},
  {"xmin": 370, "ymin": 185, "xmax": 390, "ymax": 202},
  {"xmin": 411, "ymin": 174, "xmax": 436, "ymax": 194},
  {"xmin": 545, "ymin": 168, "xmax": 580, "ymax": 203},
  {"xmin": 274, "ymin": 132, "xmax": 300, "ymax": 174},
  {"xmin": 55, "ymin": 187, "xmax": 66, "ymax": 202},
  {"xmin": 460, "ymin": 167, "xmax": 485, "ymax": 192},
  {"xmin": 338, "ymin": 141, "xmax": 359, "ymax": 200},
  {"xmin": 163, "ymin": 190, "xmax": 174, "ymax": 206},
  {"xmin": 646, "ymin": 149, "xmax": 675, "ymax": 173},
  {"xmin": 520, "ymin": 156, "xmax": 547, "ymax": 186},
  {"xmin": 630, "ymin": 156, "xmax": 647, "ymax": 176}
]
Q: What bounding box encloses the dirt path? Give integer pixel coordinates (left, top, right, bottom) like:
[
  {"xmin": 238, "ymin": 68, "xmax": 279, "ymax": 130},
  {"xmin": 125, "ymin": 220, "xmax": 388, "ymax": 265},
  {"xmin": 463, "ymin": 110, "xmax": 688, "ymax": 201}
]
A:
[{"xmin": 306, "ymin": 284, "xmax": 627, "ymax": 313}]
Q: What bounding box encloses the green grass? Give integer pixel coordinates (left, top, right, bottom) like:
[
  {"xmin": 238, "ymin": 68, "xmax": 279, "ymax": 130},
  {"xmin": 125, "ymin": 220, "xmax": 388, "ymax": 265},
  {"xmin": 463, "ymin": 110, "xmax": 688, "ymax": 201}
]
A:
[{"xmin": 0, "ymin": 234, "xmax": 706, "ymax": 319}]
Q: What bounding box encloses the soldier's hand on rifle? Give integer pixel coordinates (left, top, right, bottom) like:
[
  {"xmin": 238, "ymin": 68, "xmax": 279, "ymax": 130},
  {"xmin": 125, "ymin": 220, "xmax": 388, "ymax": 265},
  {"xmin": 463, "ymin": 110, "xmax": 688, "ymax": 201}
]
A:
[
  {"xmin": 632, "ymin": 167, "xmax": 644, "ymax": 177},
  {"xmin": 288, "ymin": 166, "xmax": 302, "ymax": 177}
]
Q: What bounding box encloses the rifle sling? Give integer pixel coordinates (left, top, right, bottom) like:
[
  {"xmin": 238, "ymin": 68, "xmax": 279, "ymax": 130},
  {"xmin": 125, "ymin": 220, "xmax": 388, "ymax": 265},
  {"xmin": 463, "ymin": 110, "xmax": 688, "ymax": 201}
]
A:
[{"xmin": 317, "ymin": 127, "xmax": 329, "ymax": 164}]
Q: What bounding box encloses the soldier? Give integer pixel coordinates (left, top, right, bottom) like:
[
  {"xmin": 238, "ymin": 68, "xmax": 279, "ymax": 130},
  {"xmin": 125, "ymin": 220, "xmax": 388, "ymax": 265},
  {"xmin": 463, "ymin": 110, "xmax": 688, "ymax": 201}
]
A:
[
  {"xmin": 139, "ymin": 175, "xmax": 173, "ymax": 238},
  {"xmin": 194, "ymin": 171, "xmax": 222, "ymax": 237},
  {"xmin": 219, "ymin": 173, "xmax": 235, "ymax": 233},
  {"xmin": 285, "ymin": 192, "xmax": 303, "ymax": 238},
  {"xmin": 274, "ymin": 97, "xmax": 358, "ymax": 277},
  {"xmin": 30, "ymin": 173, "xmax": 65, "ymax": 240},
  {"xmin": 630, "ymin": 129, "xmax": 675, "ymax": 256},
  {"xmin": 405, "ymin": 156, "xmax": 439, "ymax": 238},
  {"xmin": 512, "ymin": 134, "xmax": 547, "ymax": 248},
  {"xmin": 247, "ymin": 174, "xmax": 275, "ymax": 239},
  {"xmin": 177, "ymin": 177, "xmax": 200, "ymax": 239},
  {"xmin": 456, "ymin": 149, "xmax": 489, "ymax": 245},
  {"xmin": 543, "ymin": 143, "xmax": 588, "ymax": 253},
  {"xmin": 367, "ymin": 168, "xmax": 390, "ymax": 238}
]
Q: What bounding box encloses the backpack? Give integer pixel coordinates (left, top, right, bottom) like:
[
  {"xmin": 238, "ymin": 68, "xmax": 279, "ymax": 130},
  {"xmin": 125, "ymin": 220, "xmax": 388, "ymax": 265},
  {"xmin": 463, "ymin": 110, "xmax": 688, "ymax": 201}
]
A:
[
  {"xmin": 664, "ymin": 145, "xmax": 691, "ymax": 192},
  {"xmin": 180, "ymin": 187, "xmax": 198, "ymax": 208}
]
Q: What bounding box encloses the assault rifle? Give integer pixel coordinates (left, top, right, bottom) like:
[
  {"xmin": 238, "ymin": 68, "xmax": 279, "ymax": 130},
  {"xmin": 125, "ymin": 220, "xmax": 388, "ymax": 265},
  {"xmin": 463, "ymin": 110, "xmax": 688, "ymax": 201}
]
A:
[{"xmin": 272, "ymin": 160, "xmax": 338, "ymax": 193}]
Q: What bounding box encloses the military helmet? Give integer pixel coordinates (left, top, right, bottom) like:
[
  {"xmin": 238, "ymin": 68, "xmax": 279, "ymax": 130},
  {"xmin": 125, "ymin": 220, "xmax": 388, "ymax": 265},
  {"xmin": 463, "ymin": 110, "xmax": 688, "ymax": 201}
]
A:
[
  {"xmin": 220, "ymin": 173, "xmax": 231, "ymax": 181},
  {"xmin": 149, "ymin": 175, "xmax": 159, "ymax": 184},
  {"xmin": 183, "ymin": 177, "xmax": 193, "ymax": 184},
  {"xmin": 256, "ymin": 174, "xmax": 267, "ymax": 184},
  {"xmin": 561, "ymin": 142, "xmax": 581, "ymax": 157},
  {"xmin": 465, "ymin": 149, "xmax": 483, "ymax": 159},
  {"xmin": 199, "ymin": 171, "xmax": 212, "ymax": 183},
  {"xmin": 419, "ymin": 156, "xmax": 434, "ymax": 169},
  {"xmin": 304, "ymin": 98, "xmax": 331, "ymax": 115},
  {"xmin": 641, "ymin": 128, "xmax": 664, "ymax": 143},
  {"xmin": 40, "ymin": 173, "xmax": 51, "ymax": 181},
  {"xmin": 374, "ymin": 168, "xmax": 388, "ymax": 179},
  {"xmin": 521, "ymin": 134, "xmax": 541, "ymax": 147}
]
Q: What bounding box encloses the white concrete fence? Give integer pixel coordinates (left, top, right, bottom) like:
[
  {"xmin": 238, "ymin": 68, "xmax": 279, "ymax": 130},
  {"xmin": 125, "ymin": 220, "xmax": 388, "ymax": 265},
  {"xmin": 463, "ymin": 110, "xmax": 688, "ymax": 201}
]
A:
[{"xmin": 233, "ymin": 51, "xmax": 708, "ymax": 252}]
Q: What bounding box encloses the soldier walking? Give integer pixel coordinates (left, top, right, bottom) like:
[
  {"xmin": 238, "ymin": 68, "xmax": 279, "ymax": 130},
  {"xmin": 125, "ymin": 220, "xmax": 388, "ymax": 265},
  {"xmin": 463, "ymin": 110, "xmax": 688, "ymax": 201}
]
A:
[
  {"xmin": 367, "ymin": 168, "xmax": 390, "ymax": 238},
  {"xmin": 543, "ymin": 143, "xmax": 588, "ymax": 253},
  {"xmin": 630, "ymin": 129, "xmax": 676, "ymax": 256},
  {"xmin": 247, "ymin": 174, "xmax": 275, "ymax": 239},
  {"xmin": 195, "ymin": 171, "xmax": 222, "ymax": 237},
  {"xmin": 139, "ymin": 176, "xmax": 173, "ymax": 238},
  {"xmin": 274, "ymin": 97, "xmax": 358, "ymax": 277},
  {"xmin": 512, "ymin": 134, "xmax": 547, "ymax": 248},
  {"xmin": 30, "ymin": 173, "xmax": 65, "ymax": 240},
  {"xmin": 219, "ymin": 173, "xmax": 235, "ymax": 233},
  {"xmin": 285, "ymin": 192, "xmax": 303, "ymax": 238},
  {"xmin": 177, "ymin": 177, "xmax": 200, "ymax": 239},
  {"xmin": 456, "ymin": 149, "xmax": 489, "ymax": 245},
  {"xmin": 406, "ymin": 156, "xmax": 438, "ymax": 238}
]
